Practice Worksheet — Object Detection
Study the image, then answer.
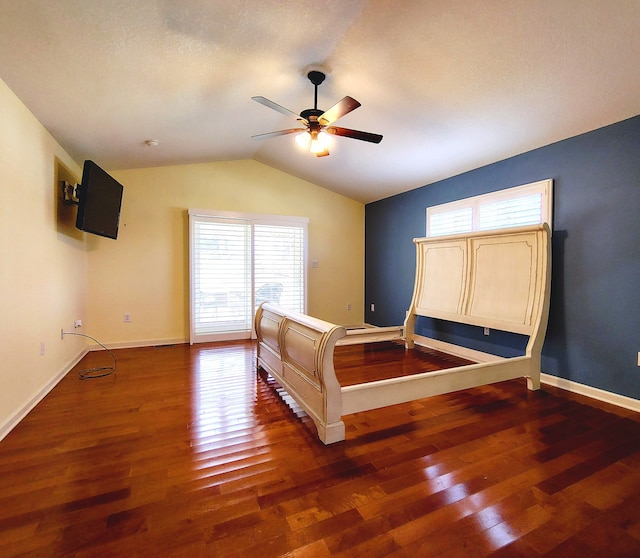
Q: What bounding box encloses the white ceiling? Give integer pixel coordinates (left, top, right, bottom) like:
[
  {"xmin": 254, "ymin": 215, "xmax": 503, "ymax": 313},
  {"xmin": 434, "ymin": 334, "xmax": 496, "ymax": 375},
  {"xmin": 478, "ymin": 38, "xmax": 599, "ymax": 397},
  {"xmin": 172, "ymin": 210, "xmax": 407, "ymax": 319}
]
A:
[{"xmin": 1, "ymin": 1, "xmax": 639, "ymax": 203}]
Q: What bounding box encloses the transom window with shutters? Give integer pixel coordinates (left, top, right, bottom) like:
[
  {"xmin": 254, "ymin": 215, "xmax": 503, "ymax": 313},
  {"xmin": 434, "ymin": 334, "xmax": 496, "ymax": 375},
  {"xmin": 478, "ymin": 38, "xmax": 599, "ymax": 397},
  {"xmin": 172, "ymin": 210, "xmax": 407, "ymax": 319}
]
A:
[
  {"xmin": 189, "ymin": 209, "xmax": 308, "ymax": 344},
  {"xmin": 426, "ymin": 179, "xmax": 553, "ymax": 237}
]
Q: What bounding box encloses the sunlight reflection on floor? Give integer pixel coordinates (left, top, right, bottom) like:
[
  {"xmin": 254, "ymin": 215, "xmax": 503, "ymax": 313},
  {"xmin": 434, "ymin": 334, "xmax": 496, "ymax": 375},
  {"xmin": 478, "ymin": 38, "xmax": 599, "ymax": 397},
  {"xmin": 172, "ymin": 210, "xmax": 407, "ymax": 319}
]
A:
[{"xmin": 190, "ymin": 344, "xmax": 258, "ymax": 448}]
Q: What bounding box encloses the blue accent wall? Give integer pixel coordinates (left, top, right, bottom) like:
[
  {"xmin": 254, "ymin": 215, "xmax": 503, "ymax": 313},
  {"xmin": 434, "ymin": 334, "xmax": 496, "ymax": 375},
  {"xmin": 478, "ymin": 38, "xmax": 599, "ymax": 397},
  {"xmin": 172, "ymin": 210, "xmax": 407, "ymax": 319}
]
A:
[{"xmin": 365, "ymin": 115, "xmax": 640, "ymax": 400}]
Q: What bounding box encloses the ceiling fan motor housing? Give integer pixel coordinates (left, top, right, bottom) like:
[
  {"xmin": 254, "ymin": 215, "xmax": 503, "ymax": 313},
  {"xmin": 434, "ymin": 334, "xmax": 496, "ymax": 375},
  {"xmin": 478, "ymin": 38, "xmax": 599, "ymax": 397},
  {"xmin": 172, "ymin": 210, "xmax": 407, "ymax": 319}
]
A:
[{"xmin": 300, "ymin": 108, "xmax": 324, "ymax": 129}]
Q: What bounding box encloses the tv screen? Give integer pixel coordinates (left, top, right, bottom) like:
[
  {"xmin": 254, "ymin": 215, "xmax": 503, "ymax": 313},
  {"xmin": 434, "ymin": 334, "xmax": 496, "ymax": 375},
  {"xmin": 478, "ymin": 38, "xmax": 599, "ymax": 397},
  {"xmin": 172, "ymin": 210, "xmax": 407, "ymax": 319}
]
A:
[{"xmin": 75, "ymin": 160, "xmax": 124, "ymax": 239}]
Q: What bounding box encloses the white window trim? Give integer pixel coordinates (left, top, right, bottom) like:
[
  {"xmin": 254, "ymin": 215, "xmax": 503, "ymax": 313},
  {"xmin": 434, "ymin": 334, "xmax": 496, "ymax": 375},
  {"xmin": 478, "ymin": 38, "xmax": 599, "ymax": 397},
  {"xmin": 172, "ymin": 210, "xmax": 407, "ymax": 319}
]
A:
[
  {"xmin": 188, "ymin": 208, "xmax": 309, "ymax": 227},
  {"xmin": 426, "ymin": 179, "xmax": 553, "ymax": 237}
]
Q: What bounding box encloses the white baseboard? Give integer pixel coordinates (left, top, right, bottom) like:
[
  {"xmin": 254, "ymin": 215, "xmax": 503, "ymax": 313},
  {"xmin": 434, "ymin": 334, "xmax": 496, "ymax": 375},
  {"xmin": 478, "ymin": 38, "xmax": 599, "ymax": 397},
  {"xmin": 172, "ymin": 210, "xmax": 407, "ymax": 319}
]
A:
[
  {"xmin": 90, "ymin": 337, "xmax": 187, "ymax": 351},
  {"xmin": 541, "ymin": 373, "xmax": 640, "ymax": 413},
  {"xmin": 0, "ymin": 347, "xmax": 88, "ymax": 442}
]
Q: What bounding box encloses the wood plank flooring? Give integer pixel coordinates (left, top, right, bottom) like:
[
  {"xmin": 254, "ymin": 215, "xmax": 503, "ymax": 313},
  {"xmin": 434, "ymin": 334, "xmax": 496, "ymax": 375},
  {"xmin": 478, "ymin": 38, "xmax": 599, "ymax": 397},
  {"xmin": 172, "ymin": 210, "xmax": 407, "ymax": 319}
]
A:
[
  {"xmin": 333, "ymin": 341, "xmax": 474, "ymax": 386},
  {"xmin": 0, "ymin": 340, "xmax": 639, "ymax": 557}
]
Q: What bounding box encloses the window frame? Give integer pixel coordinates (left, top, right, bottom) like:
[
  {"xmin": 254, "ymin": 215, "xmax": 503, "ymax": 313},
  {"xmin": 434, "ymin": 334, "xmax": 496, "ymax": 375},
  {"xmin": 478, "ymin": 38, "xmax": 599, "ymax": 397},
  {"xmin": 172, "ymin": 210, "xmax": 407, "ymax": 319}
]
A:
[
  {"xmin": 188, "ymin": 209, "xmax": 309, "ymax": 344},
  {"xmin": 426, "ymin": 179, "xmax": 553, "ymax": 237}
]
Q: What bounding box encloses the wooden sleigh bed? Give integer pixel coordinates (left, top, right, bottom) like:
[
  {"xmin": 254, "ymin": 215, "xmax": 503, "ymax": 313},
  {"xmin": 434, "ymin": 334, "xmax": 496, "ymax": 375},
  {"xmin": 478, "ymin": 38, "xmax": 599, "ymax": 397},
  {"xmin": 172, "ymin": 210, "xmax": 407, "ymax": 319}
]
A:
[{"xmin": 255, "ymin": 224, "xmax": 551, "ymax": 444}]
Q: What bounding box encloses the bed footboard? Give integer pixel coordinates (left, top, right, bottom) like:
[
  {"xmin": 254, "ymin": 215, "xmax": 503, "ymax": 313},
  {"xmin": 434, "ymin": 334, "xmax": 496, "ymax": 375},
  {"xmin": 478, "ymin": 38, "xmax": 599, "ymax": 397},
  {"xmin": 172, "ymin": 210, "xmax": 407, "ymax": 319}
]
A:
[{"xmin": 255, "ymin": 303, "xmax": 347, "ymax": 444}]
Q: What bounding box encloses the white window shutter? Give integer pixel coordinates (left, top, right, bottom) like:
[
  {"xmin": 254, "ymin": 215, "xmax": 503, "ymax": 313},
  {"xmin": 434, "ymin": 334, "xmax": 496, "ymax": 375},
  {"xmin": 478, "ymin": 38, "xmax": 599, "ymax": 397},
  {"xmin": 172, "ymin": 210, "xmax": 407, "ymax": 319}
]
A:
[{"xmin": 426, "ymin": 179, "xmax": 552, "ymax": 237}]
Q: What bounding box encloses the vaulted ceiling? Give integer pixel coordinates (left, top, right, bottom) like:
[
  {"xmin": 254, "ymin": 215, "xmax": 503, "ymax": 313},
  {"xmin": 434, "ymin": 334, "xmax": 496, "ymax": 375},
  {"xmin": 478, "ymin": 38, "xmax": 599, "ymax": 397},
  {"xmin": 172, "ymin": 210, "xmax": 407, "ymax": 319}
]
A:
[{"xmin": 1, "ymin": 1, "xmax": 639, "ymax": 203}]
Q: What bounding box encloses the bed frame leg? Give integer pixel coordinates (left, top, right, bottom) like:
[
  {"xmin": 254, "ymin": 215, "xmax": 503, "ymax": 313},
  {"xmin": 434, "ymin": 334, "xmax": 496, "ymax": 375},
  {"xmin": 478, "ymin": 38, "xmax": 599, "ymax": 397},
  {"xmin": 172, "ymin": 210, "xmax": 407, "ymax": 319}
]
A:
[
  {"xmin": 316, "ymin": 420, "xmax": 346, "ymax": 444},
  {"xmin": 526, "ymin": 374, "xmax": 541, "ymax": 390}
]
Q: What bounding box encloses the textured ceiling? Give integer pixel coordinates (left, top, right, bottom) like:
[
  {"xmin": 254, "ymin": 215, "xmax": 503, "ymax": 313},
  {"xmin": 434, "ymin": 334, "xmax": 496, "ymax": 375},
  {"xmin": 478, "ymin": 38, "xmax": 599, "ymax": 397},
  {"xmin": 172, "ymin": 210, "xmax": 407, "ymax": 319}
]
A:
[{"xmin": 1, "ymin": 1, "xmax": 639, "ymax": 203}]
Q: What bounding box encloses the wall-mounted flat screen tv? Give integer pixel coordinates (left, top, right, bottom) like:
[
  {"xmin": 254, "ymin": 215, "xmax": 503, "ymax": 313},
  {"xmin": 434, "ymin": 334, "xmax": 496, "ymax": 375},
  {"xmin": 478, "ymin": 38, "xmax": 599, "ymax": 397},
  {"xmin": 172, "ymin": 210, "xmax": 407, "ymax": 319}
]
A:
[{"xmin": 75, "ymin": 160, "xmax": 124, "ymax": 240}]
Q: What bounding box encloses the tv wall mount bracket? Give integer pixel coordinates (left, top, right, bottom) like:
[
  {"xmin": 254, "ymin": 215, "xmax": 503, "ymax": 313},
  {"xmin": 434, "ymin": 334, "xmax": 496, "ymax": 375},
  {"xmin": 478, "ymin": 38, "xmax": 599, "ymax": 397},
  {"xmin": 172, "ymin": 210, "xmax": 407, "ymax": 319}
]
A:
[{"xmin": 61, "ymin": 181, "xmax": 79, "ymax": 205}]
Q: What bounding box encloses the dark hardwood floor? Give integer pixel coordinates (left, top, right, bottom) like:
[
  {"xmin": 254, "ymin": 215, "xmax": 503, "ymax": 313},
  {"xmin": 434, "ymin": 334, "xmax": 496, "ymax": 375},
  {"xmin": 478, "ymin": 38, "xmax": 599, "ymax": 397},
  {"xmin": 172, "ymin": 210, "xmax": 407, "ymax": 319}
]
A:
[{"xmin": 0, "ymin": 340, "xmax": 639, "ymax": 557}]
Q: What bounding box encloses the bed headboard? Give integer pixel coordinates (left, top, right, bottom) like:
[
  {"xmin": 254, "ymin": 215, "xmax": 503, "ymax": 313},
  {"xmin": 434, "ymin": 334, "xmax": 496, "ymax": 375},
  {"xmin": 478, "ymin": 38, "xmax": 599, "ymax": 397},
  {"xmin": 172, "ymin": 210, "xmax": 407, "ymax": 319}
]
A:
[{"xmin": 404, "ymin": 224, "xmax": 551, "ymax": 356}]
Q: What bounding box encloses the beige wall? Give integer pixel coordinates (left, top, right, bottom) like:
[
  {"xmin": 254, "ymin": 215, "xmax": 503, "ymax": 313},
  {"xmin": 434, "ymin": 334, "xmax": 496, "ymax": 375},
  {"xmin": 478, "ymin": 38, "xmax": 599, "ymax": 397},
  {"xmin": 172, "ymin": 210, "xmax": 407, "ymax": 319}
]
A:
[
  {"xmin": 0, "ymin": 78, "xmax": 86, "ymax": 437},
  {"xmin": 0, "ymin": 75, "xmax": 364, "ymax": 438},
  {"xmin": 87, "ymin": 161, "xmax": 365, "ymax": 345}
]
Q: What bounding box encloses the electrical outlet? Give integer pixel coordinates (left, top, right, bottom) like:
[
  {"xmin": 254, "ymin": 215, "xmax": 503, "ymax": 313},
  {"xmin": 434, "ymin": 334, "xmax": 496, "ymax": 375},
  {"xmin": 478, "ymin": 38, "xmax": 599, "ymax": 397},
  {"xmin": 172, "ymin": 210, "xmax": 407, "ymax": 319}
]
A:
[
  {"xmin": 74, "ymin": 319, "xmax": 82, "ymax": 328},
  {"xmin": 124, "ymin": 313, "xmax": 131, "ymax": 323},
  {"xmin": 370, "ymin": 303, "xmax": 375, "ymax": 312},
  {"xmin": 484, "ymin": 327, "xmax": 490, "ymax": 336}
]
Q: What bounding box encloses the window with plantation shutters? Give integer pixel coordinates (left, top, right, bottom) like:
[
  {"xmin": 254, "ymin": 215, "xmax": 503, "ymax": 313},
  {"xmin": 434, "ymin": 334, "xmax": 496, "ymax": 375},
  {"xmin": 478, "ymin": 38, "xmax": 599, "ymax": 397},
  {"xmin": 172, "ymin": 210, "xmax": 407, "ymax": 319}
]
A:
[
  {"xmin": 429, "ymin": 207, "xmax": 473, "ymax": 237},
  {"xmin": 426, "ymin": 179, "xmax": 553, "ymax": 237},
  {"xmin": 189, "ymin": 210, "xmax": 308, "ymax": 344},
  {"xmin": 254, "ymin": 223, "xmax": 305, "ymax": 314}
]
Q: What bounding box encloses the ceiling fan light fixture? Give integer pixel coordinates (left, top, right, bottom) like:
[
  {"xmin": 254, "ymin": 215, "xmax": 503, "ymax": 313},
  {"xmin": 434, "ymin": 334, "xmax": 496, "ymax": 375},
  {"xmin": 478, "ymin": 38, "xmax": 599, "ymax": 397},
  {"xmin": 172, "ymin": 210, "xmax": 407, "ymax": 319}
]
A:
[
  {"xmin": 317, "ymin": 130, "xmax": 332, "ymax": 148},
  {"xmin": 295, "ymin": 130, "xmax": 311, "ymax": 149},
  {"xmin": 298, "ymin": 129, "xmax": 332, "ymax": 154},
  {"xmin": 309, "ymin": 141, "xmax": 324, "ymax": 154}
]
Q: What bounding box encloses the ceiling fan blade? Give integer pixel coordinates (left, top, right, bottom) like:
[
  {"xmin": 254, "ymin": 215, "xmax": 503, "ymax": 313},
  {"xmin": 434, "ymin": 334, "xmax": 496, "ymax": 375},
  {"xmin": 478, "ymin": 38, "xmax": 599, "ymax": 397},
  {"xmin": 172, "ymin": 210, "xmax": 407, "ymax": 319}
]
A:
[
  {"xmin": 327, "ymin": 126, "xmax": 383, "ymax": 144},
  {"xmin": 319, "ymin": 96, "xmax": 361, "ymax": 126},
  {"xmin": 252, "ymin": 96, "xmax": 301, "ymax": 120},
  {"xmin": 252, "ymin": 128, "xmax": 306, "ymax": 140}
]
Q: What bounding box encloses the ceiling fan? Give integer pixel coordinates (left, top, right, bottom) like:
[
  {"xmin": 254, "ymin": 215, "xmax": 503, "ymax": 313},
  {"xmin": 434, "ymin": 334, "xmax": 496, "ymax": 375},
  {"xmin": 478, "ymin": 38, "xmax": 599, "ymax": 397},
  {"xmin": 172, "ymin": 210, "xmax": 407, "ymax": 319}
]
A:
[{"xmin": 251, "ymin": 70, "xmax": 383, "ymax": 157}]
